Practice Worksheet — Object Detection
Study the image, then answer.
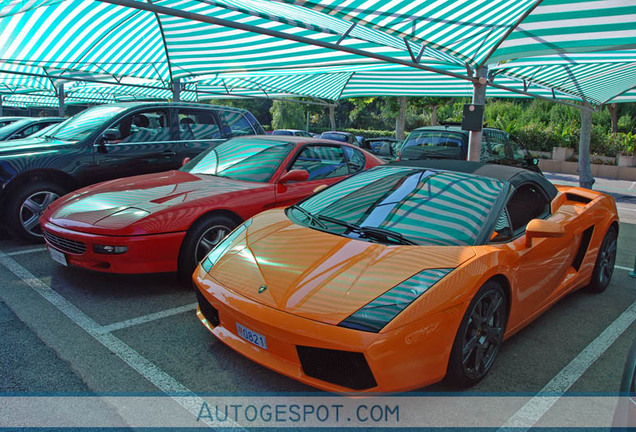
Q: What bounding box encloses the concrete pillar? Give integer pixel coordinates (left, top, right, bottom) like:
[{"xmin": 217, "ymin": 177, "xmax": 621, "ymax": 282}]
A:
[
  {"xmin": 467, "ymin": 66, "xmax": 488, "ymax": 162},
  {"xmin": 173, "ymin": 78, "xmax": 181, "ymax": 102},
  {"xmin": 57, "ymin": 83, "xmax": 65, "ymax": 117},
  {"xmin": 578, "ymin": 105, "xmax": 594, "ymax": 189}
]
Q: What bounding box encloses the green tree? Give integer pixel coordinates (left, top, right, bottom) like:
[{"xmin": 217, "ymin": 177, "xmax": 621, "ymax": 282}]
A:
[{"xmin": 270, "ymin": 100, "xmax": 307, "ymax": 130}]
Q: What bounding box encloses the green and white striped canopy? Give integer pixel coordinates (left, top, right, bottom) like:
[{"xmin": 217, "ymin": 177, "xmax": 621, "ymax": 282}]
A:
[{"xmin": 0, "ymin": 0, "xmax": 634, "ymax": 106}]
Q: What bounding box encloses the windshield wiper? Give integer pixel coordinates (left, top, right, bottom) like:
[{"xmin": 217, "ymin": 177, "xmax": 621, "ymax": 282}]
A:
[
  {"xmin": 317, "ymin": 215, "xmax": 417, "ymax": 245},
  {"xmin": 290, "ymin": 205, "xmax": 327, "ymax": 229}
]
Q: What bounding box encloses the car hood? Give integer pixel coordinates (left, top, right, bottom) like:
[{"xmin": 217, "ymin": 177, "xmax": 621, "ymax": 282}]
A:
[
  {"xmin": 45, "ymin": 170, "xmax": 267, "ymax": 235},
  {"xmin": 202, "ymin": 209, "xmax": 475, "ymax": 325},
  {"xmin": 0, "ymin": 136, "xmax": 72, "ymax": 155}
]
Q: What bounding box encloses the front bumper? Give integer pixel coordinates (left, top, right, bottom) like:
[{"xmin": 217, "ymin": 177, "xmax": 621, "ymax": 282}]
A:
[
  {"xmin": 41, "ymin": 220, "xmax": 186, "ymax": 274},
  {"xmin": 194, "ymin": 268, "xmax": 464, "ymax": 393}
]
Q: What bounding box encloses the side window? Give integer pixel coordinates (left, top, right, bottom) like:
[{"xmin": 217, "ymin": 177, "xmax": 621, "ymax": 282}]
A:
[
  {"xmin": 343, "ymin": 146, "xmax": 365, "ymax": 174},
  {"xmin": 222, "ymin": 111, "xmax": 256, "ymax": 136},
  {"xmin": 110, "ymin": 110, "xmax": 171, "ymax": 143},
  {"xmin": 483, "ymin": 131, "xmax": 510, "ymax": 160},
  {"xmin": 290, "ymin": 145, "xmax": 348, "ymax": 180},
  {"xmin": 178, "ymin": 109, "xmax": 221, "ymax": 140},
  {"xmin": 510, "ymin": 137, "xmax": 530, "ymax": 161},
  {"xmin": 506, "ymin": 184, "xmax": 550, "ymax": 233}
]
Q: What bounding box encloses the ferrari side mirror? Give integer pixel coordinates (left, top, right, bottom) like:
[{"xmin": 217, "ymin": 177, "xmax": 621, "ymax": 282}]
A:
[
  {"xmin": 525, "ymin": 219, "xmax": 565, "ymax": 247},
  {"xmin": 278, "ymin": 169, "xmax": 309, "ymax": 183}
]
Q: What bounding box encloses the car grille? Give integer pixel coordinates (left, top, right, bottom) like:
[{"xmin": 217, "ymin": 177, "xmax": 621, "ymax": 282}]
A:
[
  {"xmin": 296, "ymin": 346, "xmax": 377, "ymax": 390},
  {"xmin": 196, "ymin": 289, "xmax": 220, "ymax": 327},
  {"xmin": 43, "ymin": 230, "xmax": 86, "ymax": 255}
]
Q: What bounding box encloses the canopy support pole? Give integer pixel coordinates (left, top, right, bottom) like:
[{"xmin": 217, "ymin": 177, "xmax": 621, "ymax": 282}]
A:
[
  {"xmin": 467, "ymin": 66, "xmax": 488, "ymax": 162},
  {"xmin": 57, "ymin": 83, "xmax": 65, "ymax": 117},
  {"xmin": 173, "ymin": 78, "xmax": 180, "ymax": 102},
  {"xmin": 0, "ymin": 96, "xmax": 3, "ymax": 116},
  {"xmin": 579, "ymin": 104, "xmax": 594, "ymax": 189}
]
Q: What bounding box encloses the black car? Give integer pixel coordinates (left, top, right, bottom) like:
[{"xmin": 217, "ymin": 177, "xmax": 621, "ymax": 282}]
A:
[
  {"xmin": 0, "ymin": 117, "xmax": 65, "ymax": 141},
  {"xmin": 0, "ymin": 102, "xmax": 264, "ymax": 241},
  {"xmin": 0, "ymin": 117, "xmax": 28, "ymax": 128},
  {"xmin": 397, "ymin": 125, "xmax": 540, "ymax": 172}
]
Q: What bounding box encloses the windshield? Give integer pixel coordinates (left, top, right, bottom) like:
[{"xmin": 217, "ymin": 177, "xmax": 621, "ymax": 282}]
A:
[
  {"xmin": 47, "ymin": 105, "xmax": 127, "ymax": 141},
  {"xmin": 400, "ymin": 130, "xmax": 466, "ymax": 160},
  {"xmin": 181, "ymin": 137, "xmax": 294, "ymax": 182},
  {"xmin": 290, "ymin": 167, "xmax": 507, "ymax": 246},
  {"xmin": 321, "ymin": 133, "xmax": 348, "ymax": 142}
]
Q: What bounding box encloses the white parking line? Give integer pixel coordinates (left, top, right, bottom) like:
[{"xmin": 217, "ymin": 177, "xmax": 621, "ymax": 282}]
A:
[
  {"xmin": 98, "ymin": 303, "xmax": 197, "ymax": 334},
  {"xmin": 616, "ymin": 265, "xmax": 634, "ymax": 272},
  {"xmin": 0, "ymin": 250, "xmax": 244, "ymax": 431},
  {"xmin": 499, "ymin": 300, "xmax": 636, "ymax": 431},
  {"xmin": 6, "ymin": 247, "xmax": 47, "ymax": 256},
  {"xmin": 618, "ymin": 206, "xmax": 636, "ymax": 212}
]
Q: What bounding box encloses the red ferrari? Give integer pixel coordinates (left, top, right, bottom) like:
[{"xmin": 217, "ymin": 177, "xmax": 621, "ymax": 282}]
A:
[{"xmin": 40, "ymin": 136, "xmax": 384, "ymax": 280}]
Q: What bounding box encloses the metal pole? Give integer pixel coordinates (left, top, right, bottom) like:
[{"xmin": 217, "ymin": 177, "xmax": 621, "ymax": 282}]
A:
[
  {"xmin": 306, "ymin": 109, "xmax": 309, "ymax": 132},
  {"xmin": 173, "ymin": 77, "xmax": 180, "ymax": 102},
  {"xmin": 0, "ymin": 96, "xmax": 3, "ymax": 116},
  {"xmin": 58, "ymin": 83, "xmax": 65, "ymax": 117},
  {"xmin": 578, "ymin": 104, "xmax": 595, "ymax": 189},
  {"xmin": 467, "ymin": 67, "xmax": 488, "ymax": 162}
]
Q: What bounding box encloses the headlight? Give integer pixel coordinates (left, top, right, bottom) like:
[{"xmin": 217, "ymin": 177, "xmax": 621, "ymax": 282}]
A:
[
  {"xmin": 201, "ymin": 219, "xmax": 252, "ymax": 273},
  {"xmin": 338, "ymin": 268, "xmax": 453, "ymax": 332}
]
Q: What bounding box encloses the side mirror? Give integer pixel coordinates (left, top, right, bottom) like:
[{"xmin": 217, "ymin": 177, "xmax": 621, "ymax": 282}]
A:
[
  {"xmin": 525, "ymin": 219, "xmax": 565, "ymax": 247},
  {"xmin": 278, "ymin": 169, "xmax": 309, "ymax": 183},
  {"xmin": 182, "ymin": 157, "xmax": 191, "ymax": 167}
]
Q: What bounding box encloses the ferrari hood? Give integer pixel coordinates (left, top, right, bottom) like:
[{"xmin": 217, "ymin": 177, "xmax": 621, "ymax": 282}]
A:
[
  {"xmin": 204, "ymin": 210, "xmax": 475, "ymax": 325},
  {"xmin": 46, "ymin": 170, "xmax": 265, "ymax": 234}
]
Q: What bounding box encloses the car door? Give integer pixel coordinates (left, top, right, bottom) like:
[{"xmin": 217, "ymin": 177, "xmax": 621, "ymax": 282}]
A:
[
  {"xmin": 92, "ymin": 108, "xmax": 179, "ymax": 182},
  {"xmin": 274, "ymin": 144, "xmax": 351, "ymax": 207},
  {"xmin": 176, "ymin": 108, "xmax": 225, "ymax": 161},
  {"xmin": 491, "ymin": 183, "xmax": 577, "ymax": 327}
]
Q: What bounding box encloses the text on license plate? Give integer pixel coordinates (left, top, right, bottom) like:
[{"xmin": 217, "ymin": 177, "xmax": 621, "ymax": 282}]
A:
[
  {"xmin": 48, "ymin": 247, "xmax": 67, "ymax": 266},
  {"xmin": 236, "ymin": 323, "xmax": 267, "ymax": 350}
]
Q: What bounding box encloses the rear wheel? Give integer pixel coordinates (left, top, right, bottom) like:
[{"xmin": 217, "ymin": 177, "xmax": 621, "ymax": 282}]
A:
[
  {"xmin": 6, "ymin": 181, "xmax": 66, "ymax": 242},
  {"xmin": 178, "ymin": 214, "xmax": 237, "ymax": 284},
  {"xmin": 588, "ymin": 226, "xmax": 618, "ymax": 293},
  {"xmin": 447, "ymin": 281, "xmax": 508, "ymax": 387}
]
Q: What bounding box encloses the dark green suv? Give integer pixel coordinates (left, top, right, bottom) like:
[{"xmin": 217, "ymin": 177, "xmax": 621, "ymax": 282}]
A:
[{"xmin": 397, "ymin": 125, "xmax": 540, "ymax": 173}]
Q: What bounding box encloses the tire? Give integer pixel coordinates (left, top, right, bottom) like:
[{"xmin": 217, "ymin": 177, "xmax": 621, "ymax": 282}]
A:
[
  {"xmin": 588, "ymin": 226, "xmax": 618, "ymax": 293},
  {"xmin": 447, "ymin": 280, "xmax": 508, "ymax": 387},
  {"xmin": 6, "ymin": 181, "xmax": 66, "ymax": 242},
  {"xmin": 177, "ymin": 214, "xmax": 237, "ymax": 284}
]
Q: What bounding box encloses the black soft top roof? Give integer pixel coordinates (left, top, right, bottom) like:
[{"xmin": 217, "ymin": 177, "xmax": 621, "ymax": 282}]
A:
[{"xmin": 391, "ymin": 159, "xmax": 558, "ymax": 201}]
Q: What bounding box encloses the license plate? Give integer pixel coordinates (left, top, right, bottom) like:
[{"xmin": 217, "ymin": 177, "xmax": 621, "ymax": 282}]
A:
[
  {"xmin": 48, "ymin": 246, "xmax": 67, "ymax": 266},
  {"xmin": 236, "ymin": 323, "xmax": 267, "ymax": 350}
]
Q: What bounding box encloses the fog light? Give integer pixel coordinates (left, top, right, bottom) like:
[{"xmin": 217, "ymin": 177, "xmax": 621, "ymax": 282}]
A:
[{"xmin": 94, "ymin": 245, "xmax": 128, "ymax": 254}]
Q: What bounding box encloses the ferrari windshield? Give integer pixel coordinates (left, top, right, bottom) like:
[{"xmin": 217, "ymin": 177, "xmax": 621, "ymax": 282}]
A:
[
  {"xmin": 291, "ymin": 166, "xmax": 507, "ymax": 246},
  {"xmin": 181, "ymin": 137, "xmax": 294, "ymax": 182},
  {"xmin": 46, "ymin": 105, "xmax": 127, "ymax": 141}
]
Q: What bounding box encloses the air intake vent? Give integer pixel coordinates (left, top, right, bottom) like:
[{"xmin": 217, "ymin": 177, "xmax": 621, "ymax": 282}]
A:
[
  {"xmin": 297, "ymin": 346, "xmax": 377, "ymax": 390},
  {"xmin": 572, "ymin": 226, "xmax": 594, "ymax": 271},
  {"xmin": 196, "ymin": 289, "xmax": 220, "ymax": 327},
  {"xmin": 43, "ymin": 230, "xmax": 86, "ymax": 255},
  {"xmin": 566, "ymin": 193, "xmax": 592, "ymax": 204}
]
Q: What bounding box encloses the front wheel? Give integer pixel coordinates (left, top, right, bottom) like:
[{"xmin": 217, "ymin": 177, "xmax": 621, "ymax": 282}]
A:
[
  {"xmin": 178, "ymin": 214, "xmax": 237, "ymax": 284},
  {"xmin": 588, "ymin": 226, "xmax": 618, "ymax": 293},
  {"xmin": 447, "ymin": 281, "xmax": 508, "ymax": 387},
  {"xmin": 6, "ymin": 181, "xmax": 66, "ymax": 242}
]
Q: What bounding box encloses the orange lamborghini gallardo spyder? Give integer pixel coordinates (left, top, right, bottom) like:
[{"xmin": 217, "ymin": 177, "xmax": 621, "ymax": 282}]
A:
[{"xmin": 193, "ymin": 160, "xmax": 619, "ymax": 392}]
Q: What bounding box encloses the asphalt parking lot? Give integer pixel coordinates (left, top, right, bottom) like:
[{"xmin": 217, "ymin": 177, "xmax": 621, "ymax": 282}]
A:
[{"xmin": 0, "ymin": 173, "xmax": 635, "ymax": 428}]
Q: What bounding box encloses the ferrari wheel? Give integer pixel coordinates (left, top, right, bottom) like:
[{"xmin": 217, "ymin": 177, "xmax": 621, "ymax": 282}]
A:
[
  {"xmin": 178, "ymin": 214, "xmax": 237, "ymax": 284},
  {"xmin": 588, "ymin": 226, "xmax": 617, "ymax": 293},
  {"xmin": 6, "ymin": 181, "xmax": 65, "ymax": 242},
  {"xmin": 447, "ymin": 281, "xmax": 508, "ymax": 387}
]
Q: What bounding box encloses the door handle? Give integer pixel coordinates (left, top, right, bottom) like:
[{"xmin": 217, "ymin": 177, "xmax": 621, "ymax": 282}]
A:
[{"xmin": 162, "ymin": 150, "xmax": 176, "ymax": 158}]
